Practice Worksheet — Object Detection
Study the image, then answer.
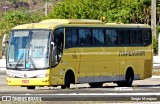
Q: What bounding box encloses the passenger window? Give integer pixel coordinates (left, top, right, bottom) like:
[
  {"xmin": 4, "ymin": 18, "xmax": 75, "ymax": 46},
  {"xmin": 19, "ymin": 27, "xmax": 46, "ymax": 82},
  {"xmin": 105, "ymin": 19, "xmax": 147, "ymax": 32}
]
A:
[
  {"xmin": 92, "ymin": 29, "xmax": 104, "ymax": 45},
  {"xmin": 79, "ymin": 29, "xmax": 91, "ymax": 46},
  {"xmin": 65, "ymin": 28, "xmax": 77, "ymax": 48},
  {"xmin": 130, "ymin": 30, "xmax": 142, "ymax": 45},
  {"xmin": 142, "ymin": 29, "xmax": 151, "ymax": 45},
  {"xmin": 105, "ymin": 29, "xmax": 117, "ymax": 45},
  {"xmin": 118, "ymin": 30, "xmax": 129, "ymax": 45},
  {"xmin": 136, "ymin": 30, "xmax": 142, "ymax": 45},
  {"xmin": 130, "ymin": 30, "xmax": 137, "ymax": 45}
]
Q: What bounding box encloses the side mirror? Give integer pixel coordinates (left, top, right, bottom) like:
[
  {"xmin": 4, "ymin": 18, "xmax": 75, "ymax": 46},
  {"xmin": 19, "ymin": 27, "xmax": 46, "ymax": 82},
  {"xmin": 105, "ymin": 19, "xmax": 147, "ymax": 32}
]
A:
[{"xmin": 51, "ymin": 41, "xmax": 54, "ymax": 45}]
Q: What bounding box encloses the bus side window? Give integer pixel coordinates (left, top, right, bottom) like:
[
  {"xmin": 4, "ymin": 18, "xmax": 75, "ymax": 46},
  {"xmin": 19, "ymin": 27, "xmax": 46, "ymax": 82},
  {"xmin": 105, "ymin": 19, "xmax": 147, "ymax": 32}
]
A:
[
  {"xmin": 65, "ymin": 28, "xmax": 77, "ymax": 48},
  {"xmin": 118, "ymin": 30, "xmax": 129, "ymax": 45},
  {"xmin": 130, "ymin": 30, "xmax": 137, "ymax": 45},
  {"xmin": 79, "ymin": 29, "xmax": 91, "ymax": 46},
  {"xmin": 66, "ymin": 29, "xmax": 72, "ymax": 48},
  {"xmin": 136, "ymin": 30, "xmax": 142, "ymax": 45},
  {"xmin": 92, "ymin": 29, "xmax": 104, "ymax": 45},
  {"xmin": 142, "ymin": 29, "xmax": 151, "ymax": 46},
  {"xmin": 130, "ymin": 30, "xmax": 142, "ymax": 45},
  {"xmin": 112, "ymin": 30, "xmax": 118, "ymax": 45},
  {"xmin": 105, "ymin": 29, "xmax": 117, "ymax": 45}
]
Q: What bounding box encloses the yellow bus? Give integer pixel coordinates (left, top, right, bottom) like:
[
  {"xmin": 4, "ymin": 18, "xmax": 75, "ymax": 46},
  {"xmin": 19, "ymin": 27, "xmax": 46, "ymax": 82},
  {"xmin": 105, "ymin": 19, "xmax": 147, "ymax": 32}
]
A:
[{"xmin": 6, "ymin": 19, "xmax": 152, "ymax": 89}]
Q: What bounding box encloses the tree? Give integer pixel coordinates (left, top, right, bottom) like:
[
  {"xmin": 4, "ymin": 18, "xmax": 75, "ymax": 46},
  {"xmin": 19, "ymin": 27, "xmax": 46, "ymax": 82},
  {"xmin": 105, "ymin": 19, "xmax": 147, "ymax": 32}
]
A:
[
  {"xmin": 48, "ymin": 0, "xmax": 151, "ymax": 24},
  {"xmin": 0, "ymin": 11, "xmax": 44, "ymax": 38}
]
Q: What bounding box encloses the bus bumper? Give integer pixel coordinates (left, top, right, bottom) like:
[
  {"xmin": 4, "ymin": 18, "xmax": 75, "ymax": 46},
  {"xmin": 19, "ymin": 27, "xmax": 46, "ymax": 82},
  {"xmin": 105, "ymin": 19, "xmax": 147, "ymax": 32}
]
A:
[{"xmin": 7, "ymin": 77, "xmax": 50, "ymax": 86}]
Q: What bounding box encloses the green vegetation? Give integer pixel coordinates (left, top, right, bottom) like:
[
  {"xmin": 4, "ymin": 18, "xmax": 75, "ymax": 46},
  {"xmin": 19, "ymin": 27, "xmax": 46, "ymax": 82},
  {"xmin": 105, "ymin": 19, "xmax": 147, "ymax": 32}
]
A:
[
  {"xmin": 47, "ymin": 0, "xmax": 158, "ymax": 55},
  {"xmin": 0, "ymin": 11, "xmax": 44, "ymax": 37},
  {"xmin": 48, "ymin": 0, "xmax": 151, "ymax": 24},
  {"xmin": 0, "ymin": 0, "xmax": 160, "ymax": 56}
]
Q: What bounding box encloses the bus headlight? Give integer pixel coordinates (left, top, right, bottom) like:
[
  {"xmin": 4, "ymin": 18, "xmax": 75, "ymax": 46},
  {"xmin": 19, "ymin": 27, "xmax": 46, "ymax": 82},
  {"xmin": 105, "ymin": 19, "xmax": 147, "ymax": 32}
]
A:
[{"xmin": 36, "ymin": 74, "xmax": 49, "ymax": 78}]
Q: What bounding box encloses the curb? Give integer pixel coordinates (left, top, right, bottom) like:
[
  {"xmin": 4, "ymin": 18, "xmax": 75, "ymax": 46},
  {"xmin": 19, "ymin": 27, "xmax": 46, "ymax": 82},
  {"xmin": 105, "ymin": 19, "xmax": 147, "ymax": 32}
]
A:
[{"xmin": 152, "ymin": 76, "xmax": 160, "ymax": 78}]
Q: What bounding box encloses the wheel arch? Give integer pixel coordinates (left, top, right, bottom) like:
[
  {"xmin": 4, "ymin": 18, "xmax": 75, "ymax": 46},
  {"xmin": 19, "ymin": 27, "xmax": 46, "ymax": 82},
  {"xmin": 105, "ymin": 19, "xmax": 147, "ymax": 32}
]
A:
[{"xmin": 64, "ymin": 69, "xmax": 75, "ymax": 84}]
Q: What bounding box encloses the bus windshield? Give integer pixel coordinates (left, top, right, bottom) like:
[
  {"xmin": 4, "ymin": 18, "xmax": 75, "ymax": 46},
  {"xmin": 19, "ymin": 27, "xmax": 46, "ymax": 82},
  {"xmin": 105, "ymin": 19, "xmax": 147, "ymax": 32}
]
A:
[{"xmin": 7, "ymin": 30, "xmax": 51, "ymax": 70}]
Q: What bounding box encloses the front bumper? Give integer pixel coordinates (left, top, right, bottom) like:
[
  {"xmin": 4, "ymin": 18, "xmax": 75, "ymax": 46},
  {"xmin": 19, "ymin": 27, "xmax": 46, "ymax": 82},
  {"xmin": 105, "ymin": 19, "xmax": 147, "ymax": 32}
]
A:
[{"xmin": 7, "ymin": 77, "xmax": 50, "ymax": 86}]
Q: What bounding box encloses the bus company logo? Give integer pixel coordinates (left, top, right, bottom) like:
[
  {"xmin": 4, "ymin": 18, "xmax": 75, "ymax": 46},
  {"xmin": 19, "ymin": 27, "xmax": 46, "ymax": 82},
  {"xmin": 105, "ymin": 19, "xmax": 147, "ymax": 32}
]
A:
[
  {"xmin": 24, "ymin": 74, "xmax": 27, "ymax": 77},
  {"xmin": 2, "ymin": 96, "xmax": 11, "ymax": 101}
]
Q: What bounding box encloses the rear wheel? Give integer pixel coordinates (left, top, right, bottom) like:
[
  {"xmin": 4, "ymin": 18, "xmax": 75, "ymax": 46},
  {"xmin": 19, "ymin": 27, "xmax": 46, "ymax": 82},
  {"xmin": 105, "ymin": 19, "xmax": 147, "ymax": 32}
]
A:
[
  {"xmin": 117, "ymin": 69, "xmax": 134, "ymax": 87},
  {"xmin": 27, "ymin": 86, "xmax": 35, "ymax": 90},
  {"xmin": 125, "ymin": 72, "xmax": 133, "ymax": 87},
  {"xmin": 89, "ymin": 82, "xmax": 103, "ymax": 88}
]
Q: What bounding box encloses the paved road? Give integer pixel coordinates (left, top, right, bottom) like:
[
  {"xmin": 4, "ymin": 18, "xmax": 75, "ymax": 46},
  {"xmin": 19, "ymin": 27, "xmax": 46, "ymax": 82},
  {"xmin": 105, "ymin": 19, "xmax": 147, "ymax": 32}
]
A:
[{"xmin": 1, "ymin": 71, "xmax": 160, "ymax": 103}]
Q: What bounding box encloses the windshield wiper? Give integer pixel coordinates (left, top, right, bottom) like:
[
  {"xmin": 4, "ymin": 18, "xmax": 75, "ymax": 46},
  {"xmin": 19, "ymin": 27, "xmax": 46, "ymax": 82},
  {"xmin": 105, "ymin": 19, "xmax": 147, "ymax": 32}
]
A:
[
  {"xmin": 15, "ymin": 53, "xmax": 24, "ymax": 69},
  {"xmin": 28, "ymin": 56, "xmax": 37, "ymax": 69},
  {"xmin": 26, "ymin": 45, "xmax": 37, "ymax": 70}
]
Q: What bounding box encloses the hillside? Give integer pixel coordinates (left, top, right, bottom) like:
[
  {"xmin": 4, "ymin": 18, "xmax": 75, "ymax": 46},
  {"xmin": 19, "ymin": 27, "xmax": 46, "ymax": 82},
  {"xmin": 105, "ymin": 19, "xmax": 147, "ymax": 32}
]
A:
[{"xmin": 0, "ymin": 0, "xmax": 63, "ymax": 14}]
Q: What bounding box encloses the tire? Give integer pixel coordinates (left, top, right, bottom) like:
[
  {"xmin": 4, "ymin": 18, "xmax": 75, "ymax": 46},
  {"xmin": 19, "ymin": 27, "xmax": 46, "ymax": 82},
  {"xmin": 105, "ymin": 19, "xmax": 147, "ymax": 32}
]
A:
[
  {"xmin": 116, "ymin": 81, "xmax": 125, "ymax": 87},
  {"xmin": 27, "ymin": 86, "xmax": 35, "ymax": 90},
  {"xmin": 89, "ymin": 83, "xmax": 103, "ymax": 88},
  {"xmin": 125, "ymin": 72, "xmax": 133, "ymax": 87},
  {"xmin": 117, "ymin": 71, "xmax": 133, "ymax": 87},
  {"xmin": 61, "ymin": 75, "xmax": 71, "ymax": 89}
]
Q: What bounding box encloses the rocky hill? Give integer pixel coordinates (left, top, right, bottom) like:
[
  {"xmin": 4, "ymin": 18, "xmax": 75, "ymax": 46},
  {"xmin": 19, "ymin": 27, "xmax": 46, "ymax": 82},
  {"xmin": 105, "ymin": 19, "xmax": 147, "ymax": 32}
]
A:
[{"xmin": 0, "ymin": 0, "xmax": 62, "ymax": 14}]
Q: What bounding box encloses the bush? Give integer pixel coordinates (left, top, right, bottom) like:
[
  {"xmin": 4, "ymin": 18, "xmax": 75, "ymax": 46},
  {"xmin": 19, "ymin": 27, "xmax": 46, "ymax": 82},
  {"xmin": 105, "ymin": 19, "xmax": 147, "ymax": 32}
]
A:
[{"xmin": 153, "ymin": 37, "xmax": 158, "ymax": 55}]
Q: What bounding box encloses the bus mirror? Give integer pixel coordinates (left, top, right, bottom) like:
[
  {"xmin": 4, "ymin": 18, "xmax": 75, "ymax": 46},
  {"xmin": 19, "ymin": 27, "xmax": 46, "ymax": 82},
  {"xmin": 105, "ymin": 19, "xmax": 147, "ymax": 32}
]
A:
[
  {"xmin": 51, "ymin": 42, "xmax": 55, "ymax": 48},
  {"xmin": 51, "ymin": 42, "xmax": 54, "ymax": 45}
]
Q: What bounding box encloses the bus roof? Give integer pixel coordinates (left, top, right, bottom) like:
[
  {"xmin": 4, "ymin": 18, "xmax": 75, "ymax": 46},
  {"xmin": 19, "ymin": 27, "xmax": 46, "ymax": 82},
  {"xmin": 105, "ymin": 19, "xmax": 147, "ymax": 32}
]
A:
[
  {"xmin": 105, "ymin": 23, "xmax": 150, "ymax": 28},
  {"xmin": 12, "ymin": 23, "xmax": 57, "ymax": 30},
  {"xmin": 12, "ymin": 19, "xmax": 151, "ymax": 30},
  {"xmin": 40, "ymin": 19, "xmax": 104, "ymax": 24}
]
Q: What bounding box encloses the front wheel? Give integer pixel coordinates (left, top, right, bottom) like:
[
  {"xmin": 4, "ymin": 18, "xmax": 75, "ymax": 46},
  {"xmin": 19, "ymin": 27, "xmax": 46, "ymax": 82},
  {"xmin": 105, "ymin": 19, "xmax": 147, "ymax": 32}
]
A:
[
  {"xmin": 61, "ymin": 75, "xmax": 71, "ymax": 89},
  {"xmin": 27, "ymin": 86, "xmax": 35, "ymax": 90}
]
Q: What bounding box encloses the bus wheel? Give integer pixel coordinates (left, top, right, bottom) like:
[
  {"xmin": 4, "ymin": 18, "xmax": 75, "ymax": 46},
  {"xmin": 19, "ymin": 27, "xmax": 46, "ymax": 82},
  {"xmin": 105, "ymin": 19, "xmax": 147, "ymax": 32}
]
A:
[
  {"xmin": 27, "ymin": 86, "xmax": 35, "ymax": 90},
  {"xmin": 61, "ymin": 76, "xmax": 70, "ymax": 89},
  {"xmin": 117, "ymin": 69, "xmax": 134, "ymax": 87},
  {"xmin": 116, "ymin": 81, "xmax": 124, "ymax": 87},
  {"xmin": 61, "ymin": 70, "xmax": 75, "ymax": 89},
  {"xmin": 61, "ymin": 75, "xmax": 71, "ymax": 89},
  {"xmin": 125, "ymin": 71, "xmax": 133, "ymax": 87},
  {"xmin": 89, "ymin": 83, "xmax": 103, "ymax": 88}
]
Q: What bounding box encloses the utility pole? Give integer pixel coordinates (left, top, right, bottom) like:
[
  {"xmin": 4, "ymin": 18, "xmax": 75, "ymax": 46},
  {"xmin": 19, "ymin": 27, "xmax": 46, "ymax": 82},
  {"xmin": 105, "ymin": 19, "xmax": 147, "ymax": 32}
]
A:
[
  {"xmin": 151, "ymin": 0, "xmax": 157, "ymax": 38},
  {"xmin": 45, "ymin": 0, "xmax": 48, "ymax": 17},
  {"xmin": 3, "ymin": 0, "xmax": 8, "ymax": 15}
]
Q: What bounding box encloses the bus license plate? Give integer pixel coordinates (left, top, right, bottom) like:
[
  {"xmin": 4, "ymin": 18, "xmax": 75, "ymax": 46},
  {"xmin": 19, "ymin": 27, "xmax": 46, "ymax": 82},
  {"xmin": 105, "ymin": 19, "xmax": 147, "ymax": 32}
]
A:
[{"xmin": 22, "ymin": 80, "xmax": 29, "ymax": 83}]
